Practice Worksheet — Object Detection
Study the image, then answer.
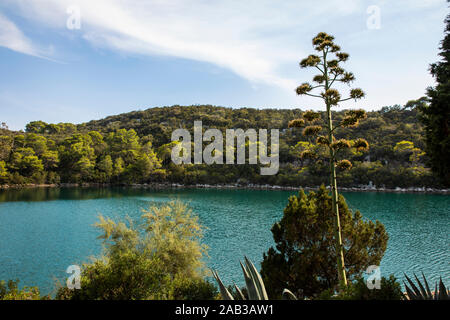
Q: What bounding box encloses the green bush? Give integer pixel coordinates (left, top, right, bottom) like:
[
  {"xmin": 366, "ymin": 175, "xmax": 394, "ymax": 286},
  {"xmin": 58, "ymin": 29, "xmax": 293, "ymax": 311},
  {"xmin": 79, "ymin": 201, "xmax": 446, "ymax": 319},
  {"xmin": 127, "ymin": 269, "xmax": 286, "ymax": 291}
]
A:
[
  {"xmin": 0, "ymin": 279, "xmax": 42, "ymax": 300},
  {"xmin": 56, "ymin": 201, "xmax": 217, "ymax": 300},
  {"xmin": 171, "ymin": 276, "xmax": 218, "ymax": 300},
  {"xmin": 318, "ymin": 275, "xmax": 404, "ymax": 300},
  {"xmin": 261, "ymin": 186, "xmax": 389, "ymax": 299}
]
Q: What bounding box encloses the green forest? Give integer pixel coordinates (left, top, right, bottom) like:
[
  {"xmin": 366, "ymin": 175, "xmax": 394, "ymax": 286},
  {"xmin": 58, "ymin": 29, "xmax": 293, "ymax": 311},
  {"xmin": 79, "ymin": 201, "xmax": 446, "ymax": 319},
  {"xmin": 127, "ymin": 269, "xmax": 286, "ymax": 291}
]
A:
[{"xmin": 0, "ymin": 101, "xmax": 443, "ymax": 189}]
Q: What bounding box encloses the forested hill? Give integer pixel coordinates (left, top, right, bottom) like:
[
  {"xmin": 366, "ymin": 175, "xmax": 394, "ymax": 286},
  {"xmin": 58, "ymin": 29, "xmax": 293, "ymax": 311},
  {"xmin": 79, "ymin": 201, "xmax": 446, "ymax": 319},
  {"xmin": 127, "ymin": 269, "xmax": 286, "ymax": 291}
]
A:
[
  {"xmin": 0, "ymin": 104, "xmax": 440, "ymax": 188},
  {"xmin": 79, "ymin": 104, "xmax": 421, "ymax": 146},
  {"xmin": 79, "ymin": 104, "xmax": 426, "ymax": 170}
]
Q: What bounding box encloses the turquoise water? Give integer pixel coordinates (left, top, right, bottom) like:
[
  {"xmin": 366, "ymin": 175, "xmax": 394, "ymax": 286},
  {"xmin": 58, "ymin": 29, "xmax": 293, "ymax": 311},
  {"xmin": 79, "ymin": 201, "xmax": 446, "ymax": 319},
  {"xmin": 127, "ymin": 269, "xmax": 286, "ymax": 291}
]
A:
[{"xmin": 0, "ymin": 187, "xmax": 448, "ymax": 295}]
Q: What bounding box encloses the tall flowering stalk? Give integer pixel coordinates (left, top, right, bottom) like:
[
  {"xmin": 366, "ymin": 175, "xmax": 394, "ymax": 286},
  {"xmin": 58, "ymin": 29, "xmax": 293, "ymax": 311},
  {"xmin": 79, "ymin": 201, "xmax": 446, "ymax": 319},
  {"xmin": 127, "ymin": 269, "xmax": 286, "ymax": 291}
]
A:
[{"xmin": 289, "ymin": 32, "xmax": 369, "ymax": 290}]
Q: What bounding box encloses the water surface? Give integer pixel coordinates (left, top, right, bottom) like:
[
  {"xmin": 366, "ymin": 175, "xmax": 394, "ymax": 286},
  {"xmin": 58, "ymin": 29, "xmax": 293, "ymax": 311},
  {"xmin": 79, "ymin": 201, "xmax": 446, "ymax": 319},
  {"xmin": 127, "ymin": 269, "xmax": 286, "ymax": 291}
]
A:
[{"xmin": 0, "ymin": 187, "xmax": 448, "ymax": 295}]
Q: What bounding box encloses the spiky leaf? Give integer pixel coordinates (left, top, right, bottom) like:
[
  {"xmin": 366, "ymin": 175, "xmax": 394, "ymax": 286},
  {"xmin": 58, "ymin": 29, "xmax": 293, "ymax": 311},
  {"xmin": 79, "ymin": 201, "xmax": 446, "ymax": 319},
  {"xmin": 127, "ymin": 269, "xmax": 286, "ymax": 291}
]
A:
[{"xmin": 211, "ymin": 270, "xmax": 234, "ymax": 300}]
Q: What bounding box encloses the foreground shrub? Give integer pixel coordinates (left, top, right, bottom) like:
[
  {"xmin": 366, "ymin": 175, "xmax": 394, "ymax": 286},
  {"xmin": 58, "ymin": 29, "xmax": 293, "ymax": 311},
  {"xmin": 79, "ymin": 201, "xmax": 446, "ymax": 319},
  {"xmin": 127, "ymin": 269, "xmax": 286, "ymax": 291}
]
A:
[
  {"xmin": 171, "ymin": 276, "xmax": 218, "ymax": 300},
  {"xmin": 0, "ymin": 279, "xmax": 42, "ymax": 300},
  {"xmin": 261, "ymin": 185, "xmax": 389, "ymax": 298},
  {"xmin": 318, "ymin": 275, "xmax": 404, "ymax": 300},
  {"xmin": 56, "ymin": 201, "xmax": 217, "ymax": 300}
]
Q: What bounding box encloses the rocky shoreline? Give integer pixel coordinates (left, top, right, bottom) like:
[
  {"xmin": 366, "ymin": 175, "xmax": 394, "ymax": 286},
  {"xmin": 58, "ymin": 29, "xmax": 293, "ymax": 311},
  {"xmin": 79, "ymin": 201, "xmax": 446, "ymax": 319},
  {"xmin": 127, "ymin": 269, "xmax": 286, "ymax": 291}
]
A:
[{"xmin": 0, "ymin": 182, "xmax": 449, "ymax": 194}]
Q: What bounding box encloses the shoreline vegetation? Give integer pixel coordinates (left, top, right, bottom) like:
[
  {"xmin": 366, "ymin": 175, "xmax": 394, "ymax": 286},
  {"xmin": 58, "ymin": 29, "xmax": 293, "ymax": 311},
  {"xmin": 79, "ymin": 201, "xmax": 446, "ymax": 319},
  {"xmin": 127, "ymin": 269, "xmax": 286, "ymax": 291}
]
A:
[
  {"xmin": 1, "ymin": 182, "xmax": 449, "ymax": 194},
  {"xmin": 1, "ymin": 105, "xmax": 448, "ymax": 193}
]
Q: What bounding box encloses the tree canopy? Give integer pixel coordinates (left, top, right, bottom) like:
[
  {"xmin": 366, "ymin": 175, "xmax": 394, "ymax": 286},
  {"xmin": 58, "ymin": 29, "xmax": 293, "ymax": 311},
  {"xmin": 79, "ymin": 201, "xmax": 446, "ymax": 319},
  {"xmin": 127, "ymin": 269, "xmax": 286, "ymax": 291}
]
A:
[
  {"xmin": 260, "ymin": 186, "xmax": 388, "ymax": 298},
  {"xmin": 419, "ymin": 13, "xmax": 450, "ymax": 186},
  {"xmin": 0, "ymin": 103, "xmax": 440, "ymax": 188}
]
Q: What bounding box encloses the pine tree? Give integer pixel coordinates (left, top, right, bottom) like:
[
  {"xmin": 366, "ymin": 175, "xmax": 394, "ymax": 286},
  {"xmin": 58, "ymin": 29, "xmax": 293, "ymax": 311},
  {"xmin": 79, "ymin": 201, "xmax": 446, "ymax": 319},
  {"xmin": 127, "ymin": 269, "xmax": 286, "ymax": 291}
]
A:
[
  {"xmin": 419, "ymin": 12, "xmax": 450, "ymax": 185},
  {"xmin": 289, "ymin": 32, "xmax": 369, "ymax": 290},
  {"xmin": 260, "ymin": 186, "xmax": 388, "ymax": 298}
]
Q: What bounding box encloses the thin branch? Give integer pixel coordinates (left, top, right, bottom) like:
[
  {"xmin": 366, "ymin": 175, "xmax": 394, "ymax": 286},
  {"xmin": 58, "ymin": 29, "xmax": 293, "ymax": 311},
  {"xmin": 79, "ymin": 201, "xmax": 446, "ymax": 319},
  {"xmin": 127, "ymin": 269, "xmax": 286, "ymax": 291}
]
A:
[
  {"xmin": 329, "ymin": 74, "xmax": 339, "ymax": 87},
  {"xmin": 304, "ymin": 93, "xmax": 323, "ymax": 99},
  {"xmin": 315, "ymin": 65, "xmax": 325, "ymax": 74},
  {"xmin": 331, "ymin": 122, "xmax": 343, "ymax": 133}
]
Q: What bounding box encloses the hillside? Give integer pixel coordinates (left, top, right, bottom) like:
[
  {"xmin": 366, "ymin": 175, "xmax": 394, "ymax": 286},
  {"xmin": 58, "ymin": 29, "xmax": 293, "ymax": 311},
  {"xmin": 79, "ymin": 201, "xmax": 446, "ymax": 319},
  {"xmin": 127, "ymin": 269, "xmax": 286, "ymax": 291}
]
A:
[{"xmin": 0, "ymin": 104, "xmax": 440, "ymax": 188}]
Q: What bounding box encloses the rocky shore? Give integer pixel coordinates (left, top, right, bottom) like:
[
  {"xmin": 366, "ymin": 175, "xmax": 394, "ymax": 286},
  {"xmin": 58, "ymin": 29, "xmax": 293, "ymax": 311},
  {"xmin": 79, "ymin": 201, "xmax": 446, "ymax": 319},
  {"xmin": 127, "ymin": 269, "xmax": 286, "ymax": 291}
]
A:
[{"xmin": 1, "ymin": 182, "xmax": 449, "ymax": 194}]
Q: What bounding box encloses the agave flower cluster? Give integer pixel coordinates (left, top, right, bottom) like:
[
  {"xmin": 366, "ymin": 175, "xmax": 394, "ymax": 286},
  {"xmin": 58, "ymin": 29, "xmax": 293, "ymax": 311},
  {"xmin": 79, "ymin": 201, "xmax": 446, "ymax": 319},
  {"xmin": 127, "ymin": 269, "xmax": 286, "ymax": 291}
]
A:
[
  {"xmin": 289, "ymin": 32, "xmax": 369, "ymax": 171},
  {"xmin": 297, "ymin": 32, "xmax": 365, "ymax": 105},
  {"xmin": 288, "ymin": 109, "xmax": 369, "ymax": 170}
]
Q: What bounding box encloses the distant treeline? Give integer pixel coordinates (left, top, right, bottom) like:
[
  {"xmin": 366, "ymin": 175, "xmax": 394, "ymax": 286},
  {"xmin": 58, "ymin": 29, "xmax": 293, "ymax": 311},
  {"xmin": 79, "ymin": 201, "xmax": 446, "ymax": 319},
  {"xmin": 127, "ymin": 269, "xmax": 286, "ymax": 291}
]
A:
[{"xmin": 0, "ymin": 104, "xmax": 441, "ymax": 188}]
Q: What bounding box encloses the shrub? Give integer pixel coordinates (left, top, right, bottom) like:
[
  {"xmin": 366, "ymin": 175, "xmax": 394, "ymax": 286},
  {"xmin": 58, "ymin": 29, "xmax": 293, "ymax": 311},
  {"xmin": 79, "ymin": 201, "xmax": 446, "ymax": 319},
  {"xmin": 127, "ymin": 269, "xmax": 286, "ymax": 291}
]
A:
[
  {"xmin": 56, "ymin": 201, "xmax": 216, "ymax": 300},
  {"xmin": 318, "ymin": 275, "xmax": 404, "ymax": 300},
  {"xmin": 261, "ymin": 185, "xmax": 388, "ymax": 298},
  {"xmin": 0, "ymin": 279, "xmax": 42, "ymax": 300}
]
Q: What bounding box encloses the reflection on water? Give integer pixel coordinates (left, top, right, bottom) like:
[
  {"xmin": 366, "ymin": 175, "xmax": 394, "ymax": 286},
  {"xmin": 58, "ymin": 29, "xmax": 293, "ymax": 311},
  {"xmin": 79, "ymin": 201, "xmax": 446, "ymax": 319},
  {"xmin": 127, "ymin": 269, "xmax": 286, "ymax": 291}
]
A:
[
  {"xmin": 0, "ymin": 187, "xmax": 449, "ymax": 295},
  {"xmin": 0, "ymin": 187, "xmax": 149, "ymax": 202}
]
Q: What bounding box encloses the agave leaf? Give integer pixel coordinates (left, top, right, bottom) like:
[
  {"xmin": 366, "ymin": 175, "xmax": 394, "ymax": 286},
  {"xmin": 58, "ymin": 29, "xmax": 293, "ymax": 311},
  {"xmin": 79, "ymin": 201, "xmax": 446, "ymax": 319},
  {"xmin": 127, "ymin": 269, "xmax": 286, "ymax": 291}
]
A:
[
  {"xmin": 421, "ymin": 272, "xmax": 433, "ymax": 298},
  {"xmin": 438, "ymin": 277, "xmax": 448, "ymax": 300},
  {"xmin": 211, "ymin": 269, "xmax": 234, "ymax": 300},
  {"xmin": 239, "ymin": 260, "xmax": 260, "ymax": 300},
  {"xmin": 413, "ymin": 273, "xmax": 429, "ymax": 299},
  {"xmin": 403, "ymin": 281, "xmax": 418, "ymax": 300},
  {"xmin": 434, "ymin": 282, "xmax": 438, "ymax": 301},
  {"xmin": 244, "ymin": 256, "xmax": 268, "ymax": 300},
  {"xmin": 404, "ymin": 273, "xmax": 422, "ymax": 298},
  {"xmin": 233, "ymin": 282, "xmax": 246, "ymax": 300},
  {"xmin": 282, "ymin": 289, "xmax": 298, "ymax": 300}
]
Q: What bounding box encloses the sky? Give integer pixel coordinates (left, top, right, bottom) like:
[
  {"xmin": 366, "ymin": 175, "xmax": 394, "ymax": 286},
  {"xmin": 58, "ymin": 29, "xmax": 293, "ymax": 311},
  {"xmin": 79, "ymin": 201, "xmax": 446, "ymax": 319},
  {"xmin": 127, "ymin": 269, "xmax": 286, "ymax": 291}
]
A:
[{"xmin": 0, "ymin": 0, "xmax": 448, "ymax": 130}]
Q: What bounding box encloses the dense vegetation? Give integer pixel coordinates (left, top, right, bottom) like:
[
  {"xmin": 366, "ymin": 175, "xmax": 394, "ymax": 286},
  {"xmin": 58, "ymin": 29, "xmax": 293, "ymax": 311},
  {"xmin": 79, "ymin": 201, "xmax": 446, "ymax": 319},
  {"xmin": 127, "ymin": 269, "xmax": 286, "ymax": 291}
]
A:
[
  {"xmin": 260, "ymin": 186, "xmax": 388, "ymax": 298},
  {"xmin": 419, "ymin": 13, "xmax": 450, "ymax": 186},
  {"xmin": 56, "ymin": 201, "xmax": 217, "ymax": 300},
  {"xmin": 0, "ymin": 279, "xmax": 43, "ymax": 300},
  {"xmin": 0, "ymin": 103, "xmax": 441, "ymax": 189},
  {"xmin": 318, "ymin": 275, "xmax": 404, "ymax": 300}
]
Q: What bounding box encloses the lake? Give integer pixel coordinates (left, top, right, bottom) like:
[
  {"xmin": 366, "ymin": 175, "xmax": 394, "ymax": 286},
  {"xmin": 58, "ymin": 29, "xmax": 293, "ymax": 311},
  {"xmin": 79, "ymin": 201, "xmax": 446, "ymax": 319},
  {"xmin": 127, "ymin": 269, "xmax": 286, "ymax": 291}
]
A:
[{"xmin": 0, "ymin": 187, "xmax": 448, "ymax": 295}]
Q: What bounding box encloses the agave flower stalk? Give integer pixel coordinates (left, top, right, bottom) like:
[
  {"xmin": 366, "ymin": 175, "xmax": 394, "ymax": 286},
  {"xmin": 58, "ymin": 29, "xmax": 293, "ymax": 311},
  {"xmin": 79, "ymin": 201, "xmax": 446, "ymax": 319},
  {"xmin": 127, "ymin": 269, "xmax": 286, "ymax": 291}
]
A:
[{"xmin": 289, "ymin": 32, "xmax": 369, "ymax": 290}]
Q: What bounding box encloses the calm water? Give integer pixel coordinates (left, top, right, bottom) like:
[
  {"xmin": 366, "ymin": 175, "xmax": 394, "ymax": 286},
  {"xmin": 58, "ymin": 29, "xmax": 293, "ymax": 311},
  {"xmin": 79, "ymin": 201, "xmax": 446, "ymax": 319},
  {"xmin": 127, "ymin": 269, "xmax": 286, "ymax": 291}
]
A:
[{"xmin": 0, "ymin": 187, "xmax": 448, "ymax": 295}]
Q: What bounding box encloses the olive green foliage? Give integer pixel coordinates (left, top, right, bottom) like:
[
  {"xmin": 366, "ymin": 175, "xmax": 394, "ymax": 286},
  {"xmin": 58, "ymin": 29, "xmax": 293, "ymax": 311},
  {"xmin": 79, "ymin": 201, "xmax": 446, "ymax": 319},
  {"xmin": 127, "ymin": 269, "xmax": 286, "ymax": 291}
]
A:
[
  {"xmin": 0, "ymin": 279, "xmax": 42, "ymax": 300},
  {"xmin": 0, "ymin": 102, "xmax": 438, "ymax": 188},
  {"xmin": 56, "ymin": 201, "xmax": 217, "ymax": 300},
  {"xmin": 418, "ymin": 13, "xmax": 450, "ymax": 186},
  {"xmin": 0, "ymin": 127, "xmax": 162, "ymax": 185},
  {"xmin": 319, "ymin": 275, "xmax": 404, "ymax": 300},
  {"xmin": 260, "ymin": 186, "xmax": 388, "ymax": 298}
]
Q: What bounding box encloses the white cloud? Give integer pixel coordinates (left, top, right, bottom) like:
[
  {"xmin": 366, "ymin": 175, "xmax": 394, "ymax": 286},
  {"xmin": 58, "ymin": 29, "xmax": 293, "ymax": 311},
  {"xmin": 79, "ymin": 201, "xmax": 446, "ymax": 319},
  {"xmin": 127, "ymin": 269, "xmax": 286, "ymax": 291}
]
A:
[
  {"xmin": 0, "ymin": 0, "xmax": 367, "ymax": 90},
  {"xmin": 0, "ymin": 12, "xmax": 41, "ymax": 57},
  {"xmin": 0, "ymin": 11, "xmax": 58, "ymax": 61},
  {"xmin": 0, "ymin": 0, "xmax": 447, "ymax": 102}
]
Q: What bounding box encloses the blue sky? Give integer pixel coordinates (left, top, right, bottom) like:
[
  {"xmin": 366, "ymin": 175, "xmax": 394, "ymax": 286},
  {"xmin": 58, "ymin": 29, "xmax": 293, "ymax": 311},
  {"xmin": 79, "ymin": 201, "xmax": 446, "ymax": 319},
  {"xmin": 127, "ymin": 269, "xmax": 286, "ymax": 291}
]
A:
[{"xmin": 0, "ymin": 0, "xmax": 448, "ymax": 130}]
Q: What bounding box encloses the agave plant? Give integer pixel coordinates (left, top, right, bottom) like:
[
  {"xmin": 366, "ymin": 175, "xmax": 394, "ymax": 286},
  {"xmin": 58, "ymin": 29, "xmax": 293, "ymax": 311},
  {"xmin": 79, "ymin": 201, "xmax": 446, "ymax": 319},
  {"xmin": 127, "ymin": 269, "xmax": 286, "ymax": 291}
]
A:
[
  {"xmin": 211, "ymin": 256, "xmax": 298, "ymax": 300},
  {"xmin": 403, "ymin": 272, "xmax": 449, "ymax": 300}
]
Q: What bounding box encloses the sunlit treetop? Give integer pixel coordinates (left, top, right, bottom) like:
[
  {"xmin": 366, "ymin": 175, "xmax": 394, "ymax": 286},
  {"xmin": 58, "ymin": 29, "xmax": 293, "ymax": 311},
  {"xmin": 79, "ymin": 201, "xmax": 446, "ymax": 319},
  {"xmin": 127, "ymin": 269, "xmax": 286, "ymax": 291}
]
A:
[{"xmin": 296, "ymin": 32, "xmax": 365, "ymax": 107}]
